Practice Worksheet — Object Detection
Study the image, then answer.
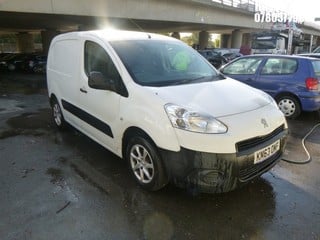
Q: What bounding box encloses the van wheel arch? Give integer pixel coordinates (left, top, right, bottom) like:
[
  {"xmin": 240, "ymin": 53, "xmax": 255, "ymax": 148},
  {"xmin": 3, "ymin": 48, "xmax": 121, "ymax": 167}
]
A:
[
  {"xmin": 50, "ymin": 95, "xmax": 67, "ymax": 129},
  {"xmin": 50, "ymin": 94, "xmax": 58, "ymax": 106},
  {"xmin": 122, "ymin": 127, "xmax": 168, "ymax": 191},
  {"xmin": 122, "ymin": 127, "xmax": 156, "ymax": 158}
]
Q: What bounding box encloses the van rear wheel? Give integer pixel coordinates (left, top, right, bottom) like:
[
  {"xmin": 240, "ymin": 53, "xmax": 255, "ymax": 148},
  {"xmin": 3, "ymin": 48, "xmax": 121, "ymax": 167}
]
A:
[
  {"xmin": 51, "ymin": 98, "xmax": 66, "ymax": 129},
  {"xmin": 125, "ymin": 136, "xmax": 168, "ymax": 191}
]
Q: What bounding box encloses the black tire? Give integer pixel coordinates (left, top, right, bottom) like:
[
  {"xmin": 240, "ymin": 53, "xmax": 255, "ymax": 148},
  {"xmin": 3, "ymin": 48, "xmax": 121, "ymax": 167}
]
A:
[
  {"xmin": 125, "ymin": 136, "xmax": 168, "ymax": 191},
  {"xmin": 8, "ymin": 64, "xmax": 16, "ymax": 71},
  {"xmin": 51, "ymin": 98, "xmax": 67, "ymax": 130},
  {"xmin": 276, "ymin": 95, "xmax": 301, "ymax": 119},
  {"xmin": 32, "ymin": 66, "xmax": 39, "ymax": 73}
]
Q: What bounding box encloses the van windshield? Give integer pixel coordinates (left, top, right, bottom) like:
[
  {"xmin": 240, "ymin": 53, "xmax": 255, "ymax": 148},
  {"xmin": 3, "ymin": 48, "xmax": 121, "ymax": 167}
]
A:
[{"xmin": 110, "ymin": 40, "xmax": 223, "ymax": 87}]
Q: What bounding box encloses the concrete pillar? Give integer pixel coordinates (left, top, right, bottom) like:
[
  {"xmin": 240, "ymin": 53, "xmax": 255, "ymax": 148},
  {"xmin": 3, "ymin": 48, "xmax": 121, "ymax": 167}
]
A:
[
  {"xmin": 231, "ymin": 29, "xmax": 243, "ymax": 48},
  {"xmin": 17, "ymin": 32, "xmax": 34, "ymax": 53},
  {"xmin": 220, "ymin": 34, "xmax": 231, "ymax": 48},
  {"xmin": 242, "ymin": 33, "xmax": 251, "ymax": 46},
  {"xmin": 171, "ymin": 32, "xmax": 180, "ymax": 40},
  {"xmin": 41, "ymin": 30, "xmax": 60, "ymax": 55},
  {"xmin": 315, "ymin": 36, "xmax": 319, "ymax": 48},
  {"xmin": 239, "ymin": 32, "xmax": 251, "ymax": 55},
  {"xmin": 309, "ymin": 35, "xmax": 314, "ymax": 53},
  {"xmin": 199, "ymin": 31, "xmax": 209, "ymax": 50}
]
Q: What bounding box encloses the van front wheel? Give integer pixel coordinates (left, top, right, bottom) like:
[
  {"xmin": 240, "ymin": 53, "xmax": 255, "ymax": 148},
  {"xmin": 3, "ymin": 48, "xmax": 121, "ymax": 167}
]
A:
[
  {"xmin": 51, "ymin": 98, "xmax": 66, "ymax": 130},
  {"xmin": 126, "ymin": 136, "xmax": 168, "ymax": 191}
]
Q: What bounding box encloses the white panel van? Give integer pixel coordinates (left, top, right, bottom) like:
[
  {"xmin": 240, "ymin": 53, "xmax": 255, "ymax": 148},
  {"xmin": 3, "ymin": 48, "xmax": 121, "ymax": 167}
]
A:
[{"xmin": 47, "ymin": 30, "xmax": 288, "ymax": 193}]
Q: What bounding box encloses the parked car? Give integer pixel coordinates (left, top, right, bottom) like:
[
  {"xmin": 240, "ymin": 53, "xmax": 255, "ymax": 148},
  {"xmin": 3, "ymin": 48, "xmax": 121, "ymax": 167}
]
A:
[
  {"xmin": 47, "ymin": 30, "xmax": 288, "ymax": 193},
  {"xmin": 0, "ymin": 53, "xmax": 29, "ymax": 72},
  {"xmin": 0, "ymin": 52, "xmax": 12, "ymax": 59},
  {"xmin": 222, "ymin": 52, "xmax": 243, "ymax": 62},
  {"xmin": 214, "ymin": 48, "xmax": 240, "ymax": 56},
  {"xmin": 220, "ymin": 54, "xmax": 320, "ymax": 118},
  {"xmin": 0, "ymin": 53, "xmax": 16, "ymax": 71},
  {"xmin": 198, "ymin": 49, "xmax": 228, "ymax": 68},
  {"xmin": 298, "ymin": 46, "xmax": 320, "ymax": 59},
  {"xmin": 312, "ymin": 46, "xmax": 320, "ymax": 53},
  {"xmin": 21, "ymin": 54, "xmax": 47, "ymax": 73},
  {"xmin": 298, "ymin": 53, "xmax": 320, "ymax": 59}
]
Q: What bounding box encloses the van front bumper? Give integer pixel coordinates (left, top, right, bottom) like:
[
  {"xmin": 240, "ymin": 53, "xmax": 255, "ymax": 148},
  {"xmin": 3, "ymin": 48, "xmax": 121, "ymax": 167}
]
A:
[{"xmin": 159, "ymin": 128, "xmax": 288, "ymax": 193}]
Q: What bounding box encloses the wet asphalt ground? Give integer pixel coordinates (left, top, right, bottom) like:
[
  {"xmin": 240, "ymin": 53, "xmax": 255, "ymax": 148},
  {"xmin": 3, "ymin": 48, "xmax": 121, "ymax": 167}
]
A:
[{"xmin": 0, "ymin": 73, "xmax": 319, "ymax": 240}]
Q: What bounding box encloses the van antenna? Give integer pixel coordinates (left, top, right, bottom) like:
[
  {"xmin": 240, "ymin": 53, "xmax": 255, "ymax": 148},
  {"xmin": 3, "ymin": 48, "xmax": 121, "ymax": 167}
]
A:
[{"xmin": 129, "ymin": 19, "xmax": 151, "ymax": 39}]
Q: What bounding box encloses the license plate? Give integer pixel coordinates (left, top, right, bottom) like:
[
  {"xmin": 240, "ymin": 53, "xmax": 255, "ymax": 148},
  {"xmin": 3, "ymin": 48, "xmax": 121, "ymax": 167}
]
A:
[{"xmin": 254, "ymin": 140, "xmax": 280, "ymax": 164}]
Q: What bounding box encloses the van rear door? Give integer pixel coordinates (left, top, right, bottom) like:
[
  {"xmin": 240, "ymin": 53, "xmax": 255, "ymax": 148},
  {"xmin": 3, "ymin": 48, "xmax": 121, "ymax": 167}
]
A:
[{"xmin": 47, "ymin": 38, "xmax": 82, "ymax": 127}]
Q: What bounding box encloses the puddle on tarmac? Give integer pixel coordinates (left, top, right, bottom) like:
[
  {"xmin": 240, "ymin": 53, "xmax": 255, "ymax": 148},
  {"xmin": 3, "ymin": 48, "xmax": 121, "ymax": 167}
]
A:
[
  {"xmin": 0, "ymin": 129, "xmax": 22, "ymax": 139},
  {"xmin": 7, "ymin": 109, "xmax": 52, "ymax": 130},
  {"xmin": 0, "ymin": 80, "xmax": 44, "ymax": 95},
  {"xmin": 16, "ymin": 104, "xmax": 26, "ymax": 109},
  {"xmin": 46, "ymin": 167, "xmax": 63, "ymax": 184},
  {"xmin": 117, "ymin": 176, "xmax": 277, "ymax": 239},
  {"xmin": 70, "ymin": 163, "xmax": 109, "ymax": 195},
  {"xmin": 0, "ymin": 109, "xmax": 53, "ymax": 139}
]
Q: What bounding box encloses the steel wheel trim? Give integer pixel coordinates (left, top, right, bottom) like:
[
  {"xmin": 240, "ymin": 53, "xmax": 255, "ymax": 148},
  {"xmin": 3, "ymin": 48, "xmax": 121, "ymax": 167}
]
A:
[
  {"xmin": 130, "ymin": 144, "xmax": 154, "ymax": 184},
  {"xmin": 53, "ymin": 104, "xmax": 62, "ymax": 126},
  {"xmin": 278, "ymin": 99, "xmax": 296, "ymax": 117}
]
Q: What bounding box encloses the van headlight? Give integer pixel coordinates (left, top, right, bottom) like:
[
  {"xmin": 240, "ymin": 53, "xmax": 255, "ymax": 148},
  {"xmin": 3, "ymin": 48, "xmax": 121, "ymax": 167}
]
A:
[{"xmin": 164, "ymin": 104, "xmax": 227, "ymax": 134}]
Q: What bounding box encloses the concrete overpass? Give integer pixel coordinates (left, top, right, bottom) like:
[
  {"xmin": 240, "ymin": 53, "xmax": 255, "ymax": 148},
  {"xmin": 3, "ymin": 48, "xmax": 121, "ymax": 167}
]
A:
[{"xmin": 1, "ymin": 0, "xmax": 320, "ymax": 52}]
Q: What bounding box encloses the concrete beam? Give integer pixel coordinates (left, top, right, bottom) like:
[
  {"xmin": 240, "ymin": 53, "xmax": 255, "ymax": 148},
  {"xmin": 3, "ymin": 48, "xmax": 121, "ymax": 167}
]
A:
[
  {"xmin": 0, "ymin": 0, "xmax": 266, "ymax": 30},
  {"xmin": 0, "ymin": 0, "xmax": 320, "ymax": 36}
]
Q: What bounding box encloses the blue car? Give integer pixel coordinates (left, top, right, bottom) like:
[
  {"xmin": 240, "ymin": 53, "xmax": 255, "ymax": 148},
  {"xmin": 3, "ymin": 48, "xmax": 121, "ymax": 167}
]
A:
[{"xmin": 220, "ymin": 54, "xmax": 320, "ymax": 118}]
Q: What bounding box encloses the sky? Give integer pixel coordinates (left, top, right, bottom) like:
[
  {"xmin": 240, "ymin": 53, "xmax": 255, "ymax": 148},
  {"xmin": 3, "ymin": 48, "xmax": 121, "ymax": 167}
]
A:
[{"xmin": 256, "ymin": 0, "xmax": 319, "ymax": 23}]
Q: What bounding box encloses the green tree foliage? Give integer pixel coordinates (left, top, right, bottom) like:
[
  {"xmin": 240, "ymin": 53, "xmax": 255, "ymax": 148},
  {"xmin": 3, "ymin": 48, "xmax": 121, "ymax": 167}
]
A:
[
  {"xmin": 0, "ymin": 34, "xmax": 16, "ymax": 43},
  {"xmin": 181, "ymin": 32, "xmax": 217, "ymax": 48}
]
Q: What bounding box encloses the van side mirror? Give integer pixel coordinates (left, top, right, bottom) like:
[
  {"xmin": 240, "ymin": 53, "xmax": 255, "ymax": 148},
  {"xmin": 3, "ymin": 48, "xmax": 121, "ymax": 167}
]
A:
[{"xmin": 88, "ymin": 71, "xmax": 116, "ymax": 91}]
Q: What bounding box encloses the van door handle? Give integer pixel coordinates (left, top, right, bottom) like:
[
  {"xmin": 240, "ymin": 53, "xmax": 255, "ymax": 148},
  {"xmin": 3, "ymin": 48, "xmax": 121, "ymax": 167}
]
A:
[{"xmin": 80, "ymin": 88, "xmax": 87, "ymax": 93}]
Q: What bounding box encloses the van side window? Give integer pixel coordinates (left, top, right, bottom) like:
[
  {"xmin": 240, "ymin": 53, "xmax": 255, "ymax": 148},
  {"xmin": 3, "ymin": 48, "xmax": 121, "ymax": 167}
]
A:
[
  {"xmin": 85, "ymin": 41, "xmax": 120, "ymax": 80},
  {"xmin": 84, "ymin": 41, "xmax": 128, "ymax": 96}
]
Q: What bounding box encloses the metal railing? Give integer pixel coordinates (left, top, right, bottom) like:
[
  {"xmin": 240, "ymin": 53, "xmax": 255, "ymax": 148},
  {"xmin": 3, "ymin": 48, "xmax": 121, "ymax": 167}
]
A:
[
  {"xmin": 211, "ymin": 0, "xmax": 256, "ymax": 12},
  {"xmin": 191, "ymin": 0, "xmax": 304, "ymax": 23}
]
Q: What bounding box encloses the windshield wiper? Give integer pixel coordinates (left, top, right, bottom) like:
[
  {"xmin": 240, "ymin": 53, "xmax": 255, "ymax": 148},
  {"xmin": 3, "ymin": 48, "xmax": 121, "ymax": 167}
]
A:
[
  {"xmin": 166, "ymin": 76, "xmax": 208, "ymax": 86},
  {"xmin": 143, "ymin": 75, "xmax": 224, "ymax": 87}
]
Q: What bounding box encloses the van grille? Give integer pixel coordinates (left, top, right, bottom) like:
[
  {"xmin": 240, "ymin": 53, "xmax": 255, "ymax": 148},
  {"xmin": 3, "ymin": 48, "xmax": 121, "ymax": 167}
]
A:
[
  {"xmin": 236, "ymin": 124, "xmax": 285, "ymax": 153},
  {"xmin": 239, "ymin": 151, "xmax": 281, "ymax": 182}
]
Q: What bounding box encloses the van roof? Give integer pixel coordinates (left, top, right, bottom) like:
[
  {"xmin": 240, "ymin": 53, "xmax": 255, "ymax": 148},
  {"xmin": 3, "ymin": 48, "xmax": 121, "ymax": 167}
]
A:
[{"xmin": 53, "ymin": 29, "xmax": 177, "ymax": 42}]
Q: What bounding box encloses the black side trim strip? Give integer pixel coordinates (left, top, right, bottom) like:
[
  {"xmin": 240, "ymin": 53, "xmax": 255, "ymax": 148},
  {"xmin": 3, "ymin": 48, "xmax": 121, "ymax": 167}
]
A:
[{"xmin": 61, "ymin": 99, "xmax": 113, "ymax": 138}]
